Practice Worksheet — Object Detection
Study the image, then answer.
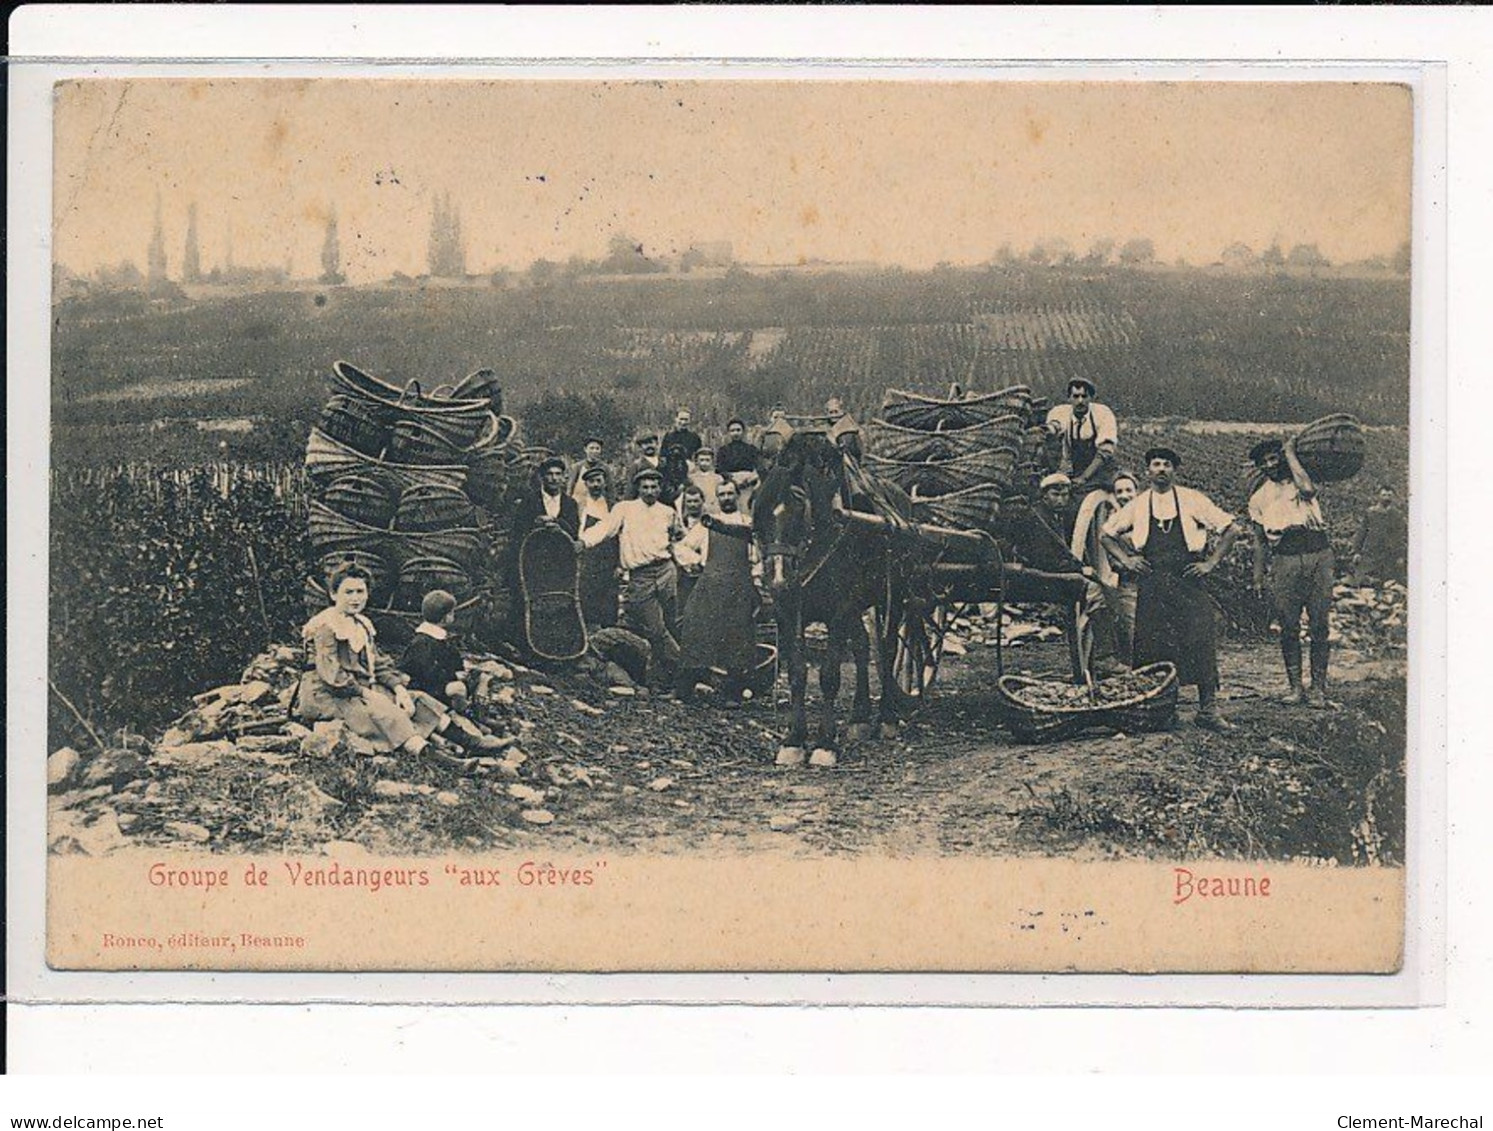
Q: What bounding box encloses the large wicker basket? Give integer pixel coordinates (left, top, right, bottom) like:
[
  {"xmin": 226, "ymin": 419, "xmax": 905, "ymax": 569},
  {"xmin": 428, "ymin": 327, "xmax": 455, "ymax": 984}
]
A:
[
  {"xmin": 320, "ymin": 474, "xmax": 396, "ymax": 529},
  {"xmin": 317, "ymin": 395, "xmax": 391, "ymax": 458},
  {"xmin": 394, "ymin": 484, "xmax": 476, "ymax": 532},
  {"xmin": 1293, "ymin": 413, "xmax": 1365, "ymax": 483},
  {"xmin": 387, "ymin": 418, "xmax": 463, "ymax": 467},
  {"xmin": 998, "ymin": 662, "xmax": 1179, "ymax": 744},
  {"xmin": 395, "ymin": 555, "xmax": 473, "ymax": 607}
]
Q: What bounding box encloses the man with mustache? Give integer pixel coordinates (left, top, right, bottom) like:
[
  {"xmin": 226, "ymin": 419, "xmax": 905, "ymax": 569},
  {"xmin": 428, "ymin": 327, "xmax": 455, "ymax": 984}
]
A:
[
  {"xmin": 1102, "ymin": 447, "xmax": 1245, "ymax": 731},
  {"xmin": 1248, "ymin": 436, "xmax": 1334, "ymax": 708}
]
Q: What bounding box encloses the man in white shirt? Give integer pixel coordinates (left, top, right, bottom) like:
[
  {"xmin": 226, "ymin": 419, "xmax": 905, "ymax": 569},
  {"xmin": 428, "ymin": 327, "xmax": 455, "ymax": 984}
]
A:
[
  {"xmin": 1248, "ymin": 436, "xmax": 1334, "ymax": 707},
  {"xmin": 578, "ymin": 466, "xmax": 684, "ymax": 689},
  {"xmin": 1102, "ymin": 446, "xmax": 1245, "ymax": 731},
  {"xmin": 1045, "ymin": 378, "xmax": 1119, "ymax": 492}
]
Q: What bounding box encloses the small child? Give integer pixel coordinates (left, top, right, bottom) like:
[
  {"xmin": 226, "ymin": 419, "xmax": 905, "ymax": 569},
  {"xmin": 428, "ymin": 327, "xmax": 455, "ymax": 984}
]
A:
[{"xmin": 399, "ymin": 590, "xmax": 509, "ymax": 753}]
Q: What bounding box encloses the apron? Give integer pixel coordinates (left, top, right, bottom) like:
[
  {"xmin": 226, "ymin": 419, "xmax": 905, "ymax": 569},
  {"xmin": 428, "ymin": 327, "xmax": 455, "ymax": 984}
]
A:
[
  {"xmin": 1068, "ymin": 411, "xmax": 1099, "ymax": 479},
  {"xmin": 679, "ymin": 519, "xmax": 758, "ymax": 674},
  {"xmin": 578, "ymin": 509, "xmax": 619, "ymax": 629},
  {"xmin": 1132, "ymin": 494, "xmax": 1218, "ymax": 689}
]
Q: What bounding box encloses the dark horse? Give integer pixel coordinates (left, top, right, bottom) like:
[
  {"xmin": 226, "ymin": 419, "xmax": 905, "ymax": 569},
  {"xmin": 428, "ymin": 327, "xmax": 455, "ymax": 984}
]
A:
[{"xmin": 752, "ymin": 432, "xmax": 917, "ymax": 767}]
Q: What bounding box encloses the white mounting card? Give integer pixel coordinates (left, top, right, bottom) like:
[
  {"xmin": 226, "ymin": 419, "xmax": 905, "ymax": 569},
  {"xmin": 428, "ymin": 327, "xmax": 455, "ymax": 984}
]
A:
[{"xmin": 7, "ymin": 7, "xmax": 1452, "ymax": 1011}]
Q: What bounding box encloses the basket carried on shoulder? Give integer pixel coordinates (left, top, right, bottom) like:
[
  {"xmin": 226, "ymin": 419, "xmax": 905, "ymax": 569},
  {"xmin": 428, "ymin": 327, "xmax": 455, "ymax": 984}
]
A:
[
  {"xmin": 1293, "ymin": 413, "xmax": 1365, "ymax": 483},
  {"xmin": 998, "ymin": 662, "xmax": 1179, "ymax": 744},
  {"xmin": 1242, "ymin": 414, "xmax": 1366, "ymax": 499}
]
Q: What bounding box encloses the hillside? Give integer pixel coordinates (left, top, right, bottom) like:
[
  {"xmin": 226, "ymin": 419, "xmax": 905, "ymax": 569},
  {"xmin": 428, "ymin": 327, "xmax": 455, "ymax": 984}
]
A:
[{"xmin": 51, "ymin": 265, "xmax": 1410, "ymax": 468}]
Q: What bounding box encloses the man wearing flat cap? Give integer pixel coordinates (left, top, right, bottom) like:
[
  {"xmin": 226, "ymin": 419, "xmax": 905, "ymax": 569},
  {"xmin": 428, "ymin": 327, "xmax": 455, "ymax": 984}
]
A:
[
  {"xmin": 512, "ymin": 456, "xmax": 581, "ymax": 546},
  {"xmin": 568, "ymin": 436, "xmax": 612, "ymax": 506},
  {"xmin": 507, "ymin": 455, "xmax": 582, "ymax": 643},
  {"xmin": 1248, "ymin": 434, "xmax": 1333, "ymax": 707},
  {"xmin": 1102, "ymin": 446, "xmax": 1246, "ymax": 731},
  {"xmin": 578, "ymin": 465, "xmax": 685, "ymax": 690},
  {"xmin": 1006, "ymin": 472, "xmax": 1123, "ymax": 681},
  {"xmin": 1045, "ymin": 378, "xmax": 1119, "ymax": 493},
  {"xmin": 576, "ymin": 464, "xmax": 620, "ymax": 630},
  {"xmin": 624, "ymin": 433, "xmax": 663, "ymax": 501}
]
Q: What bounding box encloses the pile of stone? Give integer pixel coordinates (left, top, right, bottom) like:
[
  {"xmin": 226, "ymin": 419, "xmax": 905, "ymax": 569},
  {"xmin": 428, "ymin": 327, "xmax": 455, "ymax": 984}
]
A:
[
  {"xmin": 1329, "ymin": 580, "xmax": 1408, "ymax": 654},
  {"xmin": 45, "ymin": 630, "xmax": 677, "ymax": 857}
]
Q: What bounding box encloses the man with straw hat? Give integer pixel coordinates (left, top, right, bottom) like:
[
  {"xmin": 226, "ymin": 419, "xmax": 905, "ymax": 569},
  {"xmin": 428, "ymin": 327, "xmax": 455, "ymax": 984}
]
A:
[
  {"xmin": 1248, "ymin": 435, "xmax": 1334, "ymax": 708},
  {"xmin": 1102, "ymin": 446, "xmax": 1246, "ymax": 731}
]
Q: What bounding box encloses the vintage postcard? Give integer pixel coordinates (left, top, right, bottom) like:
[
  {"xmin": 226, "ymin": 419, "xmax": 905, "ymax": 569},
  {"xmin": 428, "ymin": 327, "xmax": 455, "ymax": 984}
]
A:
[{"xmin": 38, "ymin": 75, "xmax": 1416, "ymax": 976}]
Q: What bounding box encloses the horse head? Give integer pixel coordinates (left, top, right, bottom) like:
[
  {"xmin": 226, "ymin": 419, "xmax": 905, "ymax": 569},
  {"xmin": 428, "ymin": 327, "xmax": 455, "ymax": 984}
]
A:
[{"xmin": 752, "ymin": 432, "xmax": 845, "ymax": 595}]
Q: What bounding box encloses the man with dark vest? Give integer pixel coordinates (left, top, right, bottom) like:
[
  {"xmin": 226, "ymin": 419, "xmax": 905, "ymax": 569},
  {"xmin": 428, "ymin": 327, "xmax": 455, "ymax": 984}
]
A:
[
  {"xmin": 661, "ymin": 407, "xmax": 703, "ymax": 465},
  {"xmin": 1045, "ymin": 378, "xmax": 1119, "ymax": 493}
]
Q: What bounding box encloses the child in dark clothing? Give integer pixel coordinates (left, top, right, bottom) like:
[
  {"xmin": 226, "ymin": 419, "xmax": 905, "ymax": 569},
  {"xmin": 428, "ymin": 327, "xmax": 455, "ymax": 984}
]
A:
[
  {"xmin": 400, "ymin": 590, "xmax": 470, "ymax": 709},
  {"xmin": 399, "ymin": 590, "xmax": 509, "ymax": 752}
]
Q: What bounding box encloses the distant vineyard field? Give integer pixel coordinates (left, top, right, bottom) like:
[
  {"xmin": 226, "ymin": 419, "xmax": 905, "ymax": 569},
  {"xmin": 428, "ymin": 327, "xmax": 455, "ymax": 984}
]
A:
[{"xmin": 50, "ymin": 265, "xmax": 1409, "ymax": 469}]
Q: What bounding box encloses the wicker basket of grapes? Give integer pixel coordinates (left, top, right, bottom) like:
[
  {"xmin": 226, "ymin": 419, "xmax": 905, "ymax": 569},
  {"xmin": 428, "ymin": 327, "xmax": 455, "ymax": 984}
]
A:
[{"xmin": 997, "ymin": 662, "xmax": 1179, "ymax": 744}]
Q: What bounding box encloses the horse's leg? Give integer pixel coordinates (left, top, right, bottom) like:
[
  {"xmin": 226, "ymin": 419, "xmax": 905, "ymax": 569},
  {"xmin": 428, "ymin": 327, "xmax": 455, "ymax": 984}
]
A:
[
  {"xmin": 776, "ymin": 598, "xmax": 807, "ymax": 767},
  {"xmin": 811, "ymin": 619, "xmax": 844, "ymax": 767},
  {"xmin": 876, "ymin": 582, "xmax": 912, "ymax": 736},
  {"xmin": 845, "ymin": 613, "xmax": 876, "ymax": 744}
]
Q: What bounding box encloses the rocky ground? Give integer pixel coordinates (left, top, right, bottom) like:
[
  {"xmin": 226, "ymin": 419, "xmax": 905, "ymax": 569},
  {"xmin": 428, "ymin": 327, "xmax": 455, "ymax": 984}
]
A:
[{"xmin": 47, "ymin": 580, "xmax": 1407, "ymax": 865}]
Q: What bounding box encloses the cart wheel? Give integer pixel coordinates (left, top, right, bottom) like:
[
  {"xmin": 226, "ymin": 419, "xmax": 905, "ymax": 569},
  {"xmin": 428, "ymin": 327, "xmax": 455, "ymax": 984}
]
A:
[{"xmin": 888, "ymin": 598, "xmax": 946, "ymax": 699}]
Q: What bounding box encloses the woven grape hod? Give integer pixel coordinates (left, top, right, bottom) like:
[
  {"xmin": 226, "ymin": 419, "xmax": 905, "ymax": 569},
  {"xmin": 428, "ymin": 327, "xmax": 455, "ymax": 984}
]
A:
[
  {"xmin": 998, "ymin": 662, "xmax": 1179, "ymax": 744},
  {"xmin": 519, "ymin": 524, "xmax": 587, "ymax": 662}
]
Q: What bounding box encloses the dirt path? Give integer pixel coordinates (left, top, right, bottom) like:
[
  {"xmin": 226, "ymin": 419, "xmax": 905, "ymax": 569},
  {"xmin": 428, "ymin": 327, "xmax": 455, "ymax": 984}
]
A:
[{"xmin": 50, "ymin": 636, "xmax": 1406, "ymax": 865}]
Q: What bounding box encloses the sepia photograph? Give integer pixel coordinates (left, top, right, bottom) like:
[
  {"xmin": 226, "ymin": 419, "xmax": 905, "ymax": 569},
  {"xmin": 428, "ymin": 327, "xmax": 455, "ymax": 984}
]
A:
[{"xmin": 41, "ymin": 77, "xmax": 1413, "ymax": 973}]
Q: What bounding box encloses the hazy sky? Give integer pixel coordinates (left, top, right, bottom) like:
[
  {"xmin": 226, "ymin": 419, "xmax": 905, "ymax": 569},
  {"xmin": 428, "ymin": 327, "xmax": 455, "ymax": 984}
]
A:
[{"xmin": 53, "ymin": 80, "xmax": 1413, "ymax": 281}]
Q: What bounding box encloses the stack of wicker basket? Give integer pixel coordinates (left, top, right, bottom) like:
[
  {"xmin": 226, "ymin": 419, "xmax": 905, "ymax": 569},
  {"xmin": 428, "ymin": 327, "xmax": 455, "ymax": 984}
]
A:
[
  {"xmin": 865, "ymin": 384, "xmax": 1041, "ymax": 533},
  {"xmin": 303, "ymin": 360, "xmax": 524, "ymax": 649}
]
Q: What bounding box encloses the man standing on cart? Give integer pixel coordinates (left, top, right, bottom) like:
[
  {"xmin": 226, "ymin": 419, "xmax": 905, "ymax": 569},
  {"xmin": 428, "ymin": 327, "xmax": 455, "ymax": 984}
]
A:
[
  {"xmin": 1101, "ymin": 447, "xmax": 1245, "ymax": 732},
  {"xmin": 1045, "ymin": 378, "xmax": 1119, "ymax": 494}
]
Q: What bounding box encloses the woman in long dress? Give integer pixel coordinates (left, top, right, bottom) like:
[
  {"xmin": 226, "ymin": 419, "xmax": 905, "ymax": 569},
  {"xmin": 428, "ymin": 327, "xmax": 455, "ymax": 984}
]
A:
[
  {"xmin": 675, "ymin": 479, "xmax": 759, "ymax": 701},
  {"xmin": 297, "ymin": 563, "xmax": 469, "ymax": 765}
]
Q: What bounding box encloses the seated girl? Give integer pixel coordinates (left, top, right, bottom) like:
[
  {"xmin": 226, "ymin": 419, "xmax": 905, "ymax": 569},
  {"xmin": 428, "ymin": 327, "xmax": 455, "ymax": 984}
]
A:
[{"xmin": 297, "ymin": 562, "xmax": 474, "ymax": 769}]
